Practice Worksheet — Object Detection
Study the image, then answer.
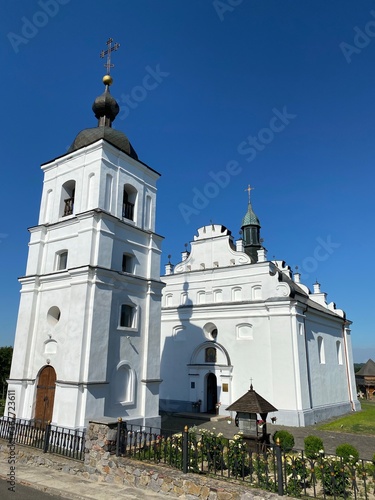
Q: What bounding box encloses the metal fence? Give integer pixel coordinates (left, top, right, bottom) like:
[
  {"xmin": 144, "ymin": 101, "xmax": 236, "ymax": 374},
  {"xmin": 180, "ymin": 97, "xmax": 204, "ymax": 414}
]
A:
[
  {"xmin": 1, "ymin": 416, "xmax": 374, "ymax": 498},
  {"xmin": 0, "ymin": 416, "xmax": 85, "ymax": 461},
  {"xmin": 115, "ymin": 422, "xmax": 375, "ymax": 499}
]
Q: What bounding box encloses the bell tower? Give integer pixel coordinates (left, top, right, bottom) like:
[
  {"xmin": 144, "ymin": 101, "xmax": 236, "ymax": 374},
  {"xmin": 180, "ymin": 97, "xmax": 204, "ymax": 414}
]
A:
[
  {"xmin": 241, "ymin": 185, "xmax": 262, "ymax": 262},
  {"xmin": 6, "ymin": 40, "xmax": 164, "ymax": 429}
]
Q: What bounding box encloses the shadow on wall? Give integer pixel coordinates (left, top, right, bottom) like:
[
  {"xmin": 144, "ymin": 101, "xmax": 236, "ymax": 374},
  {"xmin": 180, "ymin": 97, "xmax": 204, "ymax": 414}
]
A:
[{"xmin": 160, "ymin": 280, "xmax": 221, "ymax": 416}]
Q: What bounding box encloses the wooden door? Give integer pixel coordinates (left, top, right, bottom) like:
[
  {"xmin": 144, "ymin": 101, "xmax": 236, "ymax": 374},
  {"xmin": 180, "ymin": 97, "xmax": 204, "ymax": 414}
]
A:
[{"xmin": 34, "ymin": 366, "xmax": 56, "ymax": 426}]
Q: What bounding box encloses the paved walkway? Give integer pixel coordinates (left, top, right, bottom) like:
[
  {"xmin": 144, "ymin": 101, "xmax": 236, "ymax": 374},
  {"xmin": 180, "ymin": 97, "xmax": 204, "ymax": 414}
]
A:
[
  {"xmin": 161, "ymin": 412, "xmax": 375, "ymax": 461},
  {"xmin": 0, "ymin": 456, "xmax": 164, "ymax": 499}
]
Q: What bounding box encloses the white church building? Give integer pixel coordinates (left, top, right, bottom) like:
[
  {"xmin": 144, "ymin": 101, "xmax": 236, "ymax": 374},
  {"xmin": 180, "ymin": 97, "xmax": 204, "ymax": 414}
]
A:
[
  {"xmin": 5, "ymin": 44, "xmax": 359, "ymax": 430},
  {"xmin": 159, "ymin": 199, "xmax": 360, "ymax": 426},
  {"xmin": 6, "ymin": 67, "xmax": 164, "ymax": 430}
]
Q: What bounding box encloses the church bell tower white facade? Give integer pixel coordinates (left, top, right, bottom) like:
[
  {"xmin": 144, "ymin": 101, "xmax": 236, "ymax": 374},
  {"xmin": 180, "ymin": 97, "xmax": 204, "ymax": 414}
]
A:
[{"xmin": 6, "ymin": 44, "xmax": 164, "ymax": 429}]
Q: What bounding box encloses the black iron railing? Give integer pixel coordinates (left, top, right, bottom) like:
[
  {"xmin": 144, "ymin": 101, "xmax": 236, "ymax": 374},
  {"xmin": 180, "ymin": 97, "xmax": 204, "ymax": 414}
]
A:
[
  {"xmin": 113, "ymin": 422, "xmax": 375, "ymax": 498},
  {"xmin": 63, "ymin": 197, "xmax": 74, "ymax": 216},
  {"xmin": 122, "ymin": 201, "xmax": 134, "ymax": 220},
  {"xmin": 2, "ymin": 415, "xmax": 374, "ymax": 497},
  {"xmin": 0, "ymin": 416, "xmax": 85, "ymax": 461}
]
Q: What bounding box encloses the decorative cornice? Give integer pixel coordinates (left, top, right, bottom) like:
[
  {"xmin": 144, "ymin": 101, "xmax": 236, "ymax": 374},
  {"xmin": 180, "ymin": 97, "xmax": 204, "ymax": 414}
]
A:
[{"xmin": 55, "ymin": 380, "xmax": 109, "ymax": 387}]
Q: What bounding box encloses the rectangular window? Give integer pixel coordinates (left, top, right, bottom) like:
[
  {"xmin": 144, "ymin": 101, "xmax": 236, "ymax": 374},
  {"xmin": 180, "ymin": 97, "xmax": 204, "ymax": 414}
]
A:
[
  {"xmin": 58, "ymin": 251, "xmax": 68, "ymax": 270},
  {"xmin": 120, "ymin": 304, "xmax": 135, "ymax": 328},
  {"xmin": 122, "ymin": 254, "xmax": 133, "ymax": 273}
]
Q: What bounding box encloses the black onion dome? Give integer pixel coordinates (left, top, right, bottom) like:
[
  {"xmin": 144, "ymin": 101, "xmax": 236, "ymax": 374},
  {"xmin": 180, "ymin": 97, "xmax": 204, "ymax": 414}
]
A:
[
  {"xmin": 92, "ymin": 88, "xmax": 119, "ymax": 122},
  {"xmin": 67, "ymin": 78, "xmax": 138, "ymax": 160},
  {"xmin": 68, "ymin": 127, "xmax": 138, "ymax": 160}
]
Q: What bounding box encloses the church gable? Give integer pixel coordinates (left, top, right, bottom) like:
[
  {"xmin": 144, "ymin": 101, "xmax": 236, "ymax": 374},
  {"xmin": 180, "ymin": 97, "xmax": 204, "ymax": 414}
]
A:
[{"xmin": 174, "ymin": 224, "xmax": 251, "ymax": 273}]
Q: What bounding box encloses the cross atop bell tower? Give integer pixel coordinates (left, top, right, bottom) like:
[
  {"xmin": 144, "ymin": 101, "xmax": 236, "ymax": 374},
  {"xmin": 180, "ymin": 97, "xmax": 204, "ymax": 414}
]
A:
[
  {"xmin": 100, "ymin": 38, "xmax": 120, "ymax": 75},
  {"xmin": 245, "ymin": 184, "xmax": 254, "ymax": 204}
]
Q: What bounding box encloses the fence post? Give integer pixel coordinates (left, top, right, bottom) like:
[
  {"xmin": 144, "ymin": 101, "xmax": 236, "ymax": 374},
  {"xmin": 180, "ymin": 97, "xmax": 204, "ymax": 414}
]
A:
[
  {"xmin": 43, "ymin": 421, "xmax": 51, "ymax": 454},
  {"xmin": 116, "ymin": 418, "xmax": 122, "ymax": 457},
  {"xmin": 275, "ymin": 437, "xmax": 284, "ymax": 496},
  {"xmin": 182, "ymin": 425, "xmax": 188, "ymax": 474}
]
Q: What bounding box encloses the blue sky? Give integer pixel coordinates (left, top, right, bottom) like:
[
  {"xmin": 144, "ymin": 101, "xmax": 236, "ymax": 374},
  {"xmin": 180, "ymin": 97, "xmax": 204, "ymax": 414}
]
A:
[{"xmin": 1, "ymin": 0, "xmax": 374, "ymax": 362}]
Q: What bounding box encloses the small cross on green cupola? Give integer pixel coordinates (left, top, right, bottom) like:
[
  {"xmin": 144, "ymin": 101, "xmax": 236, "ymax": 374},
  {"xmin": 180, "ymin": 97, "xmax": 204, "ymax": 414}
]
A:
[{"xmin": 241, "ymin": 185, "xmax": 262, "ymax": 262}]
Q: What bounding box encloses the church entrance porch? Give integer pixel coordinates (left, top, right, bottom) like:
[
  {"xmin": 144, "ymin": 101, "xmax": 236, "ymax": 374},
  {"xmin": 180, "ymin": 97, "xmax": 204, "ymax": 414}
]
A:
[
  {"xmin": 34, "ymin": 365, "xmax": 56, "ymax": 426},
  {"xmin": 206, "ymin": 372, "xmax": 218, "ymax": 414},
  {"xmin": 186, "ymin": 342, "xmax": 232, "ymax": 415}
]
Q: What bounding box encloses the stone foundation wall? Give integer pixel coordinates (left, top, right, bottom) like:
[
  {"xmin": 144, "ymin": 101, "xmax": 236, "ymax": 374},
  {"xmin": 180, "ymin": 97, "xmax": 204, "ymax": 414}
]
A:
[
  {"xmin": 0, "ymin": 422, "xmax": 281, "ymax": 500},
  {"xmin": 0, "ymin": 440, "xmax": 84, "ymax": 476},
  {"xmin": 84, "ymin": 421, "xmax": 281, "ymax": 499}
]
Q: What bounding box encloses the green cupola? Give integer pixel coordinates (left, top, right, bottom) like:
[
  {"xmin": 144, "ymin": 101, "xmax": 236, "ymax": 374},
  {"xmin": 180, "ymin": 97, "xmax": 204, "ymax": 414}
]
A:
[{"xmin": 241, "ymin": 185, "xmax": 262, "ymax": 262}]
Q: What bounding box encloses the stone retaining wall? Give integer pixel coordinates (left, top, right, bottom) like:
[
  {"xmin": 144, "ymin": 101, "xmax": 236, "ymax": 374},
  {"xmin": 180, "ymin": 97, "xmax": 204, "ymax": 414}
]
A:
[
  {"xmin": 84, "ymin": 421, "xmax": 281, "ymax": 499},
  {"xmin": 0, "ymin": 422, "xmax": 281, "ymax": 500},
  {"xmin": 0, "ymin": 440, "xmax": 84, "ymax": 476}
]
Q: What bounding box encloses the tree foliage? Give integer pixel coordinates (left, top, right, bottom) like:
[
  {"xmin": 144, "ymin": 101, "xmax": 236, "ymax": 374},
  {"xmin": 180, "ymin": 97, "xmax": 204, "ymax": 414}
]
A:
[
  {"xmin": 354, "ymin": 363, "xmax": 364, "ymax": 373},
  {"xmin": 0, "ymin": 346, "xmax": 13, "ymax": 398}
]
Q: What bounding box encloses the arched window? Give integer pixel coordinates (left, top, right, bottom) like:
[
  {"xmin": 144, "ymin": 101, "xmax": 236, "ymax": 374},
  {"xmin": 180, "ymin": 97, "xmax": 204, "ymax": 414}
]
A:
[
  {"xmin": 318, "ymin": 336, "xmax": 325, "ymax": 364},
  {"xmin": 213, "ymin": 289, "xmax": 222, "ymax": 302},
  {"xmin": 113, "ymin": 363, "xmax": 135, "ymax": 404},
  {"xmin": 232, "ymin": 287, "xmax": 242, "ymax": 301},
  {"xmin": 43, "ymin": 189, "xmax": 53, "ymax": 223},
  {"xmin": 144, "ymin": 195, "xmax": 152, "ymax": 229},
  {"xmin": 252, "ymin": 286, "xmax": 262, "ymax": 300},
  {"xmin": 61, "ymin": 180, "xmax": 75, "ymax": 217},
  {"xmin": 197, "ymin": 290, "xmax": 206, "ymax": 304},
  {"xmin": 180, "ymin": 292, "xmax": 188, "ymax": 305},
  {"xmin": 122, "ymin": 184, "xmax": 137, "ymax": 221},
  {"xmin": 87, "ymin": 173, "xmax": 95, "ymax": 209},
  {"xmin": 236, "ymin": 323, "xmax": 253, "ymax": 340},
  {"xmin": 104, "ymin": 174, "xmax": 113, "ymax": 212},
  {"xmin": 336, "ymin": 340, "xmax": 343, "ymax": 365},
  {"xmin": 119, "ymin": 304, "xmax": 136, "ymax": 328},
  {"xmin": 165, "ymin": 293, "xmax": 173, "ymax": 307},
  {"xmin": 173, "ymin": 325, "xmax": 186, "ymax": 342}
]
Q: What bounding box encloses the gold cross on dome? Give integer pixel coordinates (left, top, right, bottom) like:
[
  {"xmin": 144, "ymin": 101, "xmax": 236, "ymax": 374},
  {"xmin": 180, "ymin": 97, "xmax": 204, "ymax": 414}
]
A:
[
  {"xmin": 100, "ymin": 38, "xmax": 120, "ymax": 75},
  {"xmin": 245, "ymin": 184, "xmax": 254, "ymax": 203}
]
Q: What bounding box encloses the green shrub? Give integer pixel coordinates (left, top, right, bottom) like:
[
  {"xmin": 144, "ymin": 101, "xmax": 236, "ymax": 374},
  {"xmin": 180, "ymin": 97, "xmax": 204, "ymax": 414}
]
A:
[
  {"xmin": 272, "ymin": 430, "xmax": 295, "ymax": 452},
  {"xmin": 335, "ymin": 443, "xmax": 359, "ymax": 463},
  {"xmin": 320, "ymin": 459, "xmax": 349, "ymax": 497},
  {"xmin": 304, "ymin": 435, "xmax": 324, "ymax": 459}
]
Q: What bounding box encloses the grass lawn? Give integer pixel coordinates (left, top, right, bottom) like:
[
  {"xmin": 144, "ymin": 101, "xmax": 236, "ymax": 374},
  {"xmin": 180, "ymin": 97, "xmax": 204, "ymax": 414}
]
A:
[{"xmin": 318, "ymin": 401, "xmax": 375, "ymax": 435}]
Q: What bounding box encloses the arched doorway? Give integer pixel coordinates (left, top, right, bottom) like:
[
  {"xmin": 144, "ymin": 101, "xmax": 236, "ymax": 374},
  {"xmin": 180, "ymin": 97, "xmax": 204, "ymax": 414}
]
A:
[
  {"xmin": 206, "ymin": 373, "xmax": 217, "ymax": 414},
  {"xmin": 34, "ymin": 365, "xmax": 56, "ymax": 426}
]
